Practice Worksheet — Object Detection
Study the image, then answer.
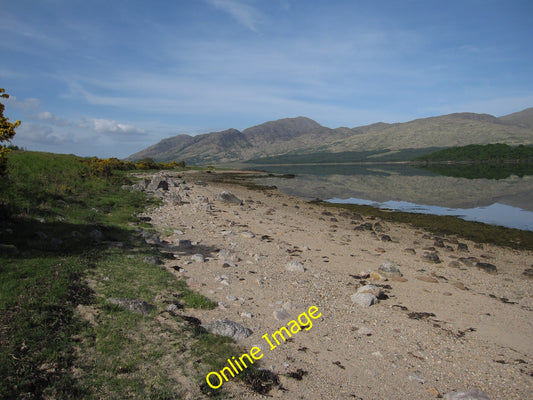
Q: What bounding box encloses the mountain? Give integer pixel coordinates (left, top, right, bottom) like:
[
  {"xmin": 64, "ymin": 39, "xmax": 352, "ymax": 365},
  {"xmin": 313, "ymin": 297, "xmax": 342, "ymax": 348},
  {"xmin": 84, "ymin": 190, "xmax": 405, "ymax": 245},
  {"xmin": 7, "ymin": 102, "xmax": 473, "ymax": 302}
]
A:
[{"xmin": 127, "ymin": 108, "xmax": 533, "ymax": 165}]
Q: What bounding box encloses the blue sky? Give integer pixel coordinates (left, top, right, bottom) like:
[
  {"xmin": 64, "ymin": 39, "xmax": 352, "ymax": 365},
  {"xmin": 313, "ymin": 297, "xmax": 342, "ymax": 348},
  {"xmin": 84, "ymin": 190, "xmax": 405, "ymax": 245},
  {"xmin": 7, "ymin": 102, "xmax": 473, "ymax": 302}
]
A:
[{"xmin": 1, "ymin": 0, "xmax": 532, "ymax": 158}]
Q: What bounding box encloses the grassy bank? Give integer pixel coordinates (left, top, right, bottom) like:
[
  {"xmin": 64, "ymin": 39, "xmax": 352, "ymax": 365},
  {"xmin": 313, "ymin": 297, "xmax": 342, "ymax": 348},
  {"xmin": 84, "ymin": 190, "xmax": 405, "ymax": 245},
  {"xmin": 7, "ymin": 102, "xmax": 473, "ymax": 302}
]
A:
[{"xmin": 0, "ymin": 152, "xmax": 266, "ymax": 399}]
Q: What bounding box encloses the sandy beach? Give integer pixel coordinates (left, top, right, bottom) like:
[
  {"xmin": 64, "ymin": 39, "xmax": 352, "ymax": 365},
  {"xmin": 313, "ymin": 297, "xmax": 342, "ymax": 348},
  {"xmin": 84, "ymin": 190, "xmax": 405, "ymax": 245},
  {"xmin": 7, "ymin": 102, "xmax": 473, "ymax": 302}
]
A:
[{"xmin": 140, "ymin": 171, "xmax": 533, "ymax": 399}]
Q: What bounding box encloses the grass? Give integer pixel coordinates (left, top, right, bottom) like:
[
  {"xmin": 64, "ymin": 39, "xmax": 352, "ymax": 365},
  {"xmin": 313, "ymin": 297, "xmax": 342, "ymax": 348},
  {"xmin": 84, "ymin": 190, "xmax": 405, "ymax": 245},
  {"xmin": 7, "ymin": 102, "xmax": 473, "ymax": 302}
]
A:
[{"xmin": 0, "ymin": 151, "xmax": 270, "ymax": 399}]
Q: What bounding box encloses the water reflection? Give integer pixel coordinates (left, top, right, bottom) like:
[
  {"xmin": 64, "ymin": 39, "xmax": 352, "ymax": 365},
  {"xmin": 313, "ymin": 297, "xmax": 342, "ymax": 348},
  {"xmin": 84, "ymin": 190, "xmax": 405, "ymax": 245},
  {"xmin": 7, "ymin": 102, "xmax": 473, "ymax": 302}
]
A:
[{"xmin": 252, "ymin": 163, "xmax": 533, "ymax": 230}]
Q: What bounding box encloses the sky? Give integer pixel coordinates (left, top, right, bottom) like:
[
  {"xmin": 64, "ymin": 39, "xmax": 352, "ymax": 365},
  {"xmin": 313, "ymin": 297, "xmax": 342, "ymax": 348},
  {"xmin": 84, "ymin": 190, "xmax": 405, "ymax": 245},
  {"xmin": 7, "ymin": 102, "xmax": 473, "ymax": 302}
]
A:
[{"xmin": 1, "ymin": 0, "xmax": 532, "ymax": 159}]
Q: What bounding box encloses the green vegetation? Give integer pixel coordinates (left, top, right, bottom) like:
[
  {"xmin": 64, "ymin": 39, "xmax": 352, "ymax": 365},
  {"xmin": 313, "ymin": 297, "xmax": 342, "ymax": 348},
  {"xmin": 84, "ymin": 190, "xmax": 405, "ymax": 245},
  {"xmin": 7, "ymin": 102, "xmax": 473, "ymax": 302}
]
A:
[
  {"xmin": 417, "ymin": 163, "xmax": 533, "ymax": 180},
  {"xmin": 0, "ymin": 151, "xmax": 265, "ymax": 399},
  {"xmin": 415, "ymin": 143, "xmax": 533, "ymax": 162}
]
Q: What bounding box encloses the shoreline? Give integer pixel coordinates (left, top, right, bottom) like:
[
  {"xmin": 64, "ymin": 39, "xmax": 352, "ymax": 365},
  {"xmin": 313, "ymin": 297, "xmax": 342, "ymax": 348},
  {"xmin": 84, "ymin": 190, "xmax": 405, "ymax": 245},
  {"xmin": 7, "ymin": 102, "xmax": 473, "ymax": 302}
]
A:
[
  {"xmin": 196, "ymin": 170, "xmax": 533, "ymax": 250},
  {"xmin": 141, "ymin": 170, "xmax": 533, "ymax": 399}
]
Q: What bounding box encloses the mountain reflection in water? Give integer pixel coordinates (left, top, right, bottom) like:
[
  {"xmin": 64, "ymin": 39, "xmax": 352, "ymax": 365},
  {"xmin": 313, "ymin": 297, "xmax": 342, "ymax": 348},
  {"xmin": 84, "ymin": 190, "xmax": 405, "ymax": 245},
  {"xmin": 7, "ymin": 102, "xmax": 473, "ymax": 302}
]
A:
[{"xmin": 251, "ymin": 163, "xmax": 533, "ymax": 231}]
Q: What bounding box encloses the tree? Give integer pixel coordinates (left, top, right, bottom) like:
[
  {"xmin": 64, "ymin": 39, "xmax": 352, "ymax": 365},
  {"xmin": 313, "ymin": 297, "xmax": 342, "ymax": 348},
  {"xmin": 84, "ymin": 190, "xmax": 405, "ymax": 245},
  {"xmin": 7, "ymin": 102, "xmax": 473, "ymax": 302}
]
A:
[{"xmin": 0, "ymin": 88, "xmax": 21, "ymax": 176}]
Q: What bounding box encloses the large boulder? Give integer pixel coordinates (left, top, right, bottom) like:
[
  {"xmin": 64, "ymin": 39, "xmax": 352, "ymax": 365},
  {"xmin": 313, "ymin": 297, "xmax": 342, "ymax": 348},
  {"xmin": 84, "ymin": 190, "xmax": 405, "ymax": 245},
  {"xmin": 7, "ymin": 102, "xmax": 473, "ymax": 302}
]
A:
[
  {"xmin": 203, "ymin": 319, "xmax": 252, "ymax": 340},
  {"xmin": 216, "ymin": 191, "xmax": 242, "ymax": 205}
]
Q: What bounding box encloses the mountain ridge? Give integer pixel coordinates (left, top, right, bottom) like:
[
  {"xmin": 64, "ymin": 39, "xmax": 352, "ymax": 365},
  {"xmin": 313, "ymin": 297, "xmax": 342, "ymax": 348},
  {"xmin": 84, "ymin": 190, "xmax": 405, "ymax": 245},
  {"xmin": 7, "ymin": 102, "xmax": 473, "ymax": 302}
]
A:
[{"xmin": 127, "ymin": 108, "xmax": 533, "ymax": 165}]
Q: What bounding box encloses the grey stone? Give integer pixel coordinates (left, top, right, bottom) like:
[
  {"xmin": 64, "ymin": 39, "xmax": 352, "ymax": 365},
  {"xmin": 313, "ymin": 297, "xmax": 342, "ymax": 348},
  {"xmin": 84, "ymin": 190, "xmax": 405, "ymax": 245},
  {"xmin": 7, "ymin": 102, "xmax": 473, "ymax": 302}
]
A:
[
  {"xmin": 350, "ymin": 292, "xmax": 379, "ymax": 307},
  {"xmin": 142, "ymin": 256, "xmax": 161, "ymax": 265},
  {"xmin": 191, "ymin": 254, "xmax": 205, "ymax": 263},
  {"xmin": 89, "ymin": 229, "xmax": 104, "ymax": 242},
  {"xmin": 457, "ymin": 243, "xmax": 469, "ymax": 252},
  {"xmin": 286, "ymin": 261, "xmax": 305, "ymax": 272},
  {"xmin": 378, "ymin": 262, "xmax": 402, "ymax": 277},
  {"xmin": 522, "ymin": 268, "xmax": 533, "ymax": 279},
  {"xmin": 50, "ymin": 237, "xmax": 63, "ymax": 249},
  {"xmin": 475, "ymin": 262, "xmax": 497, "ymax": 274},
  {"xmin": 178, "ymin": 239, "xmax": 193, "ymax": 249},
  {"xmin": 357, "ymin": 327, "xmax": 373, "ymax": 336},
  {"xmin": 444, "ymin": 389, "xmax": 492, "ymax": 400},
  {"xmin": 381, "ymin": 235, "xmax": 392, "ymax": 242},
  {"xmin": 273, "ymin": 309, "xmax": 291, "ymax": 321},
  {"xmin": 107, "ymin": 298, "xmax": 154, "ymax": 315},
  {"xmin": 0, "ymin": 244, "xmax": 19, "ymax": 255},
  {"xmin": 148, "ymin": 178, "xmax": 169, "ymax": 192},
  {"xmin": 423, "ymin": 252, "xmax": 441, "ymax": 263},
  {"xmin": 203, "ymin": 319, "xmax": 252, "ymax": 340},
  {"xmin": 142, "ymin": 232, "xmax": 161, "ymax": 245},
  {"xmin": 216, "ymin": 191, "xmax": 242, "ymax": 205},
  {"xmin": 166, "ymin": 193, "xmax": 182, "ymax": 206},
  {"xmin": 357, "ymin": 284, "xmax": 384, "ymax": 298}
]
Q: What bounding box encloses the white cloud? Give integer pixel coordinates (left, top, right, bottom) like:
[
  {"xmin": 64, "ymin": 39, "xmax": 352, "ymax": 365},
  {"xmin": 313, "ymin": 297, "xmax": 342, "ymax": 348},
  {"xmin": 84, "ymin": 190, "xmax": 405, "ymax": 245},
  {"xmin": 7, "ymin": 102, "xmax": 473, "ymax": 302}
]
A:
[
  {"xmin": 207, "ymin": 0, "xmax": 263, "ymax": 32},
  {"xmin": 15, "ymin": 123, "xmax": 66, "ymax": 145},
  {"xmin": 35, "ymin": 111, "xmax": 73, "ymax": 127},
  {"xmin": 92, "ymin": 118, "xmax": 145, "ymax": 135}
]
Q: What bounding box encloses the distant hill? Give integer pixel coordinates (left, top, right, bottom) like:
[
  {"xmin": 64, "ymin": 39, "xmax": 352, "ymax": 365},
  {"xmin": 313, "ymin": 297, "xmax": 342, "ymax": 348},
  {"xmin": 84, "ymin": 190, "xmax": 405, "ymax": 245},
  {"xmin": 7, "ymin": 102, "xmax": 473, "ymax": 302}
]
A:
[{"xmin": 127, "ymin": 108, "xmax": 533, "ymax": 165}]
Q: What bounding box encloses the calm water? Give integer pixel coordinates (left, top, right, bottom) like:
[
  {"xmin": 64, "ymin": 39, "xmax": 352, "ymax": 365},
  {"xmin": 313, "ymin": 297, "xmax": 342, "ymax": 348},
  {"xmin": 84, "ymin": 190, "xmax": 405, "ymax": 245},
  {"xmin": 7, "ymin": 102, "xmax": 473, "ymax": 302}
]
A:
[{"xmin": 251, "ymin": 163, "xmax": 533, "ymax": 231}]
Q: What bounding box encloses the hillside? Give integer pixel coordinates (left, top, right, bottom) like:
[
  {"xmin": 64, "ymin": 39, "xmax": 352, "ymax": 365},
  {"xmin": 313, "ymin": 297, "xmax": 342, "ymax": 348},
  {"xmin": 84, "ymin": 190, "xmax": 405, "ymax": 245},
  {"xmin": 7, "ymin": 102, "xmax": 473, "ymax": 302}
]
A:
[{"xmin": 127, "ymin": 108, "xmax": 533, "ymax": 165}]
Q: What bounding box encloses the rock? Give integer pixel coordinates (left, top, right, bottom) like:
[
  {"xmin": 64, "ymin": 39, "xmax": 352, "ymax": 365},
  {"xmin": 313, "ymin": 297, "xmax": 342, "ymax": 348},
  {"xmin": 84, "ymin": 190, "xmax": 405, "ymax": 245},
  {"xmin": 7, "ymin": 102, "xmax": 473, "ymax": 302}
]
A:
[
  {"xmin": 459, "ymin": 257, "xmax": 479, "ymax": 267},
  {"xmin": 443, "ymin": 389, "xmax": 492, "ymax": 400},
  {"xmin": 50, "ymin": 237, "xmax": 63, "ymax": 249},
  {"xmin": 178, "ymin": 239, "xmax": 193, "ymax": 249},
  {"xmin": 166, "ymin": 193, "xmax": 182, "ymax": 206},
  {"xmin": 142, "ymin": 256, "xmax": 161, "ymax": 265},
  {"xmin": 286, "ymin": 261, "xmax": 305, "ymax": 272},
  {"xmin": 203, "ymin": 319, "xmax": 252, "ymax": 340},
  {"xmin": 107, "ymin": 298, "xmax": 154, "ymax": 314},
  {"xmin": 357, "ymin": 327, "xmax": 373, "ymax": 336},
  {"xmin": 218, "ymin": 249, "xmax": 239, "ymax": 262},
  {"xmin": 448, "ymin": 261, "xmax": 462, "ymax": 268},
  {"xmin": 381, "ymin": 235, "xmax": 392, "ymax": 242},
  {"xmin": 369, "ymin": 272, "xmax": 385, "ymax": 281},
  {"xmin": 423, "ymin": 252, "xmax": 441, "ymax": 263},
  {"xmin": 391, "ymin": 276, "xmax": 408, "ymax": 282},
  {"xmin": 89, "ymin": 229, "xmax": 104, "ymax": 242},
  {"xmin": 415, "ymin": 275, "xmax": 439, "ymax": 283},
  {"xmin": 273, "ymin": 309, "xmax": 291, "ymax": 321},
  {"xmin": 404, "ymin": 248, "xmax": 416, "ymax": 255},
  {"xmin": 457, "ymin": 243, "xmax": 469, "ymax": 252},
  {"xmin": 522, "ymin": 268, "xmax": 533, "ymax": 279},
  {"xmin": 357, "ymin": 284, "xmax": 384, "ymax": 298},
  {"xmin": 350, "ymin": 292, "xmax": 379, "ymax": 307},
  {"xmin": 191, "ymin": 254, "xmax": 205, "ymax": 263},
  {"xmin": 0, "ymin": 243, "xmax": 19, "ymax": 255},
  {"xmin": 282, "ymin": 301, "xmax": 306, "ymax": 311},
  {"xmin": 148, "ymin": 178, "xmax": 169, "ymax": 192},
  {"xmin": 475, "ymin": 262, "xmax": 497, "ymax": 274},
  {"xmin": 142, "ymin": 232, "xmax": 161, "ymax": 245},
  {"xmin": 354, "ymin": 222, "xmax": 373, "ymax": 231},
  {"xmin": 56, "ymin": 199, "xmax": 69, "ymax": 208},
  {"xmin": 241, "ymin": 231, "xmax": 255, "ymax": 238},
  {"xmin": 378, "ymin": 262, "xmax": 402, "ymax": 277},
  {"xmin": 216, "ymin": 191, "xmax": 242, "ymax": 205},
  {"xmin": 215, "ymin": 275, "xmax": 231, "ymax": 285},
  {"xmin": 453, "ymin": 282, "xmax": 467, "ymax": 290}
]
